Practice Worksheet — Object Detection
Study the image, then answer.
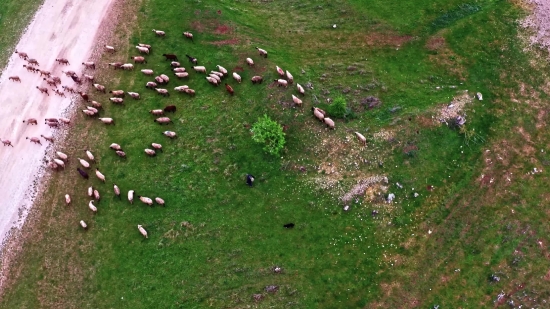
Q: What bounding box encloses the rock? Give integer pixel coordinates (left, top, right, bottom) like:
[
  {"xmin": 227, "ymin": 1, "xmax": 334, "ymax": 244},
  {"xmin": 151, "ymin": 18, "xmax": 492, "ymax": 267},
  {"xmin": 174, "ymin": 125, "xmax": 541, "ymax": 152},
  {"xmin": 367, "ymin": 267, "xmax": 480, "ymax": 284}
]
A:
[
  {"xmin": 253, "ymin": 294, "xmax": 264, "ymax": 302},
  {"xmin": 265, "ymin": 285, "xmax": 279, "ymax": 293},
  {"xmin": 342, "ymin": 87, "xmax": 351, "ymax": 94},
  {"xmin": 360, "ymin": 96, "xmax": 382, "ymax": 109},
  {"xmin": 322, "ymin": 89, "xmax": 330, "ymax": 95},
  {"xmin": 347, "ymin": 66, "xmax": 357, "ymax": 71}
]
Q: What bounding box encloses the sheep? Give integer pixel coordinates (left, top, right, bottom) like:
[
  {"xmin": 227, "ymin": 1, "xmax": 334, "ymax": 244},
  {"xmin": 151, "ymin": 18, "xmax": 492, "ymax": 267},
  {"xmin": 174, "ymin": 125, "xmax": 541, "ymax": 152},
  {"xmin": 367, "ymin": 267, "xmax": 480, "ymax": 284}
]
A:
[
  {"xmin": 93, "ymin": 84, "xmax": 106, "ymax": 93},
  {"xmin": 48, "ymin": 161, "xmax": 59, "ymax": 170},
  {"xmin": 232, "ymin": 72, "xmax": 241, "ymax": 83},
  {"xmin": 63, "ymin": 194, "xmax": 71, "ymax": 206},
  {"xmin": 209, "ymin": 73, "xmax": 221, "ymax": 83},
  {"xmin": 59, "ymin": 117, "xmax": 71, "ymax": 125},
  {"xmin": 8, "ymin": 76, "xmax": 21, "ymax": 82},
  {"xmin": 152, "ymin": 29, "xmax": 165, "ymax": 36},
  {"xmin": 155, "ymin": 88, "xmax": 169, "ymax": 96},
  {"xmin": 80, "ymin": 220, "xmax": 87, "ymax": 229},
  {"xmin": 88, "ymin": 186, "xmax": 93, "ymax": 197},
  {"xmin": 82, "ymin": 61, "xmax": 95, "ymax": 69},
  {"xmin": 216, "ymin": 65, "xmax": 228, "ymax": 75},
  {"xmin": 206, "ymin": 76, "xmax": 219, "ymax": 86},
  {"xmin": 292, "ymin": 95, "xmax": 302, "ymax": 107},
  {"xmin": 275, "ymin": 79, "xmax": 288, "ymax": 88},
  {"xmin": 78, "ymin": 158, "xmax": 90, "ymax": 168},
  {"xmin": 146, "ymin": 82, "xmax": 157, "ymax": 89},
  {"xmin": 251, "ymin": 76, "xmax": 263, "ymax": 84},
  {"xmin": 276, "ymin": 66, "xmax": 284, "ymax": 77},
  {"xmin": 71, "ymin": 74, "xmax": 82, "ymax": 84},
  {"xmin": 109, "ymin": 143, "xmax": 122, "ymax": 151},
  {"xmin": 171, "ymin": 61, "xmax": 180, "ymax": 67},
  {"xmin": 95, "ymin": 169, "xmax": 105, "ymax": 182},
  {"xmin": 40, "ymin": 134, "xmax": 54, "ymax": 143},
  {"xmin": 45, "ymin": 72, "xmax": 56, "ymax": 79},
  {"xmin": 141, "ymin": 69, "xmax": 154, "ymax": 75},
  {"xmin": 163, "ymin": 105, "xmax": 176, "ymax": 113},
  {"xmin": 27, "ymin": 58, "xmax": 39, "ymax": 66},
  {"xmin": 225, "ymin": 84, "xmax": 234, "ymax": 95},
  {"xmin": 83, "ymin": 74, "xmax": 94, "ymax": 82},
  {"xmin": 355, "ymin": 132, "xmax": 366, "ymax": 147},
  {"xmin": 186, "ymin": 54, "xmax": 198, "ymax": 64},
  {"xmin": 246, "ymin": 58, "xmax": 254, "ymax": 66},
  {"xmin": 163, "ymin": 53, "xmax": 178, "ymax": 61},
  {"xmin": 297, "ymin": 83, "xmax": 305, "ymax": 96},
  {"xmin": 43, "ymin": 78, "xmax": 57, "ymax": 88},
  {"xmin": 54, "ymin": 89, "xmax": 66, "ymax": 97},
  {"xmin": 138, "ymin": 196, "xmax": 153, "ymax": 206},
  {"xmin": 99, "ymin": 117, "xmax": 115, "ymax": 125},
  {"xmin": 163, "ymin": 131, "xmax": 177, "ymax": 138},
  {"xmin": 23, "ymin": 118, "xmax": 38, "ymax": 125},
  {"xmin": 151, "ymin": 143, "xmax": 163, "ymax": 152},
  {"xmin": 1, "ymin": 138, "xmax": 13, "ymax": 147},
  {"xmin": 90, "ymin": 101, "xmax": 102, "ymax": 109},
  {"xmin": 44, "ymin": 118, "xmax": 58, "ymax": 123},
  {"xmin": 154, "ymin": 76, "xmax": 164, "ymax": 84},
  {"xmin": 312, "ymin": 107, "xmax": 325, "ymax": 121},
  {"xmin": 82, "ymin": 110, "xmax": 96, "ymax": 117},
  {"xmin": 109, "ymin": 98, "xmax": 124, "ymax": 105},
  {"xmin": 173, "ymin": 67, "xmax": 186, "ymax": 73},
  {"xmin": 128, "ymin": 92, "xmax": 140, "ymax": 99},
  {"xmin": 109, "ymin": 90, "xmax": 125, "ymax": 97},
  {"xmin": 160, "ymin": 74, "xmax": 169, "ymax": 83},
  {"xmin": 286, "ymin": 70, "xmax": 293, "ymax": 83},
  {"xmin": 128, "ymin": 190, "xmax": 134, "ymax": 204},
  {"xmin": 183, "ymin": 31, "xmax": 193, "ymax": 40},
  {"xmin": 79, "ymin": 92, "xmax": 89, "ymax": 102},
  {"xmin": 62, "ymin": 85, "xmax": 76, "ymax": 93},
  {"xmin": 183, "ymin": 88, "xmax": 195, "ymax": 96},
  {"xmin": 256, "ymin": 47, "xmax": 268, "ymax": 58},
  {"xmin": 88, "ymin": 200, "xmax": 97, "ymax": 213},
  {"xmin": 93, "ymin": 189, "xmax": 100, "ymax": 201},
  {"xmin": 15, "ymin": 50, "xmax": 29, "ymax": 60},
  {"xmin": 149, "ymin": 109, "xmax": 164, "ymax": 116},
  {"xmin": 108, "ymin": 62, "xmax": 123, "ymax": 69},
  {"xmin": 115, "ymin": 150, "xmax": 126, "ymax": 158},
  {"xmin": 138, "ymin": 43, "xmax": 152, "ymax": 50},
  {"xmin": 246, "ymin": 174, "xmax": 255, "ymax": 187},
  {"xmin": 175, "ymin": 72, "xmax": 189, "ymax": 78},
  {"xmin": 77, "ymin": 167, "xmax": 89, "ymax": 179},
  {"xmin": 23, "ymin": 65, "xmax": 37, "ymax": 73},
  {"xmin": 104, "ymin": 45, "xmax": 115, "ymax": 52},
  {"xmin": 45, "ymin": 121, "xmax": 59, "ymax": 127},
  {"xmin": 323, "ymin": 117, "xmax": 335, "ymax": 129},
  {"xmin": 62, "ymin": 70, "xmax": 76, "ymax": 77},
  {"xmin": 53, "ymin": 158, "xmax": 65, "ymax": 169},
  {"xmin": 26, "ymin": 137, "xmax": 41, "ymax": 145},
  {"xmin": 36, "ymin": 86, "xmax": 49, "ymax": 96},
  {"xmin": 154, "ymin": 117, "xmax": 172, "ymax": 124},
  {"xmin": 56, "ymin": 151, "xmax": 68, "ymax": 161},
  {"xmin": 131, "ymin": 56, "xmax": 147, "ymax": 64},
  {"xmin": 85, "ymin": 149, "xmax": 95, "ymax": 162},
  {"xmin": 155, "ymin": 197, "xmax": 165, "ymax": 206},
  {"xmin": 138, "ymin": 225, "xmax": 148, "ymax": 238},
  {"xmin": 121, "ymin": 63, "xmax": 134, "ymax": 70},
  {"xmin": 144, "ymin": 149, "xmax": 156, "ymax": 156},
  {"xmin": 55, "ymin": 58, "xmax": 70, "ymax": 65},
  {"xmin": 86, "ymin": 106, "xmax": 99, "ymax": 115},
  {"xmin": 113, "ymin": 184, "xmax": 121, "ymax": 199},
  {"xmin": 193, "ymin": 66, "xmax": 206, "ymax": 73}
]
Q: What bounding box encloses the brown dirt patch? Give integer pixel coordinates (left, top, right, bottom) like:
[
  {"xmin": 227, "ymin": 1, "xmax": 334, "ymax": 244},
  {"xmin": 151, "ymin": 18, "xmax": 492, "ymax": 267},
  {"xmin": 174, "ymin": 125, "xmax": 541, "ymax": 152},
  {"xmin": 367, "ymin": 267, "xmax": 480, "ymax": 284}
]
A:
[
  {"xmin": 426, "ymin": 36, "xmax": 446, "ymax": 51},
  {"xmin": 209, "ymin": 39, "xmax": 239, "ymax": 46},
  {"xmin": 190, "ymin": 20, "xmax": 205, "ymax": 33},
  {"xmin": 214, "ymin": 24, "xmax": 231, "ymax": 34},
  {"xmin": 233, "ymin": 66, "xmax": 244, "ymax": 72},
  {"xmin": 365, "ymin": 32, "xmax": 413, "ymax": 47}
]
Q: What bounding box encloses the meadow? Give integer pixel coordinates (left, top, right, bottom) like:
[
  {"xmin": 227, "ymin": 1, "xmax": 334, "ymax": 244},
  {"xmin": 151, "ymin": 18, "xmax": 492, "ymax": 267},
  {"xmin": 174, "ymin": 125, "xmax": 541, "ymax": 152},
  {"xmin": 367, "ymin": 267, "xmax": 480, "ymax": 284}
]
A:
[{"xmin": 2, "ymin": 0, "xmax": 550, "ymax": 308}]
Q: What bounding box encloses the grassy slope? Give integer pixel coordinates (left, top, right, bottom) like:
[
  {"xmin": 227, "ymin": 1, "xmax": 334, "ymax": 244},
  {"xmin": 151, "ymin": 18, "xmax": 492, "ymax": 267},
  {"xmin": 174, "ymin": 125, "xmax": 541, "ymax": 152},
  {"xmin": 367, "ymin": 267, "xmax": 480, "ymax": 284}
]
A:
[{"xmin": 2, "ymin": 0, "xmax": 549, "ymax": 308}]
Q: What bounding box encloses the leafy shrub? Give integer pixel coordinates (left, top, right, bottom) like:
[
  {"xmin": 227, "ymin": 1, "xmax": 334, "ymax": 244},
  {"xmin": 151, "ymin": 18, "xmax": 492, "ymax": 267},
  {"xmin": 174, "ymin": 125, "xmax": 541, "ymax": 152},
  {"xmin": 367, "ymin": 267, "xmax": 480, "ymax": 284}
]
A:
[
  {"xmin": 327, "ymin": 96, "xmax": 355, "ymax": 120},
  {"xmin": 251, "ymin": 114, "xmax": 286, "ymax": 156}
]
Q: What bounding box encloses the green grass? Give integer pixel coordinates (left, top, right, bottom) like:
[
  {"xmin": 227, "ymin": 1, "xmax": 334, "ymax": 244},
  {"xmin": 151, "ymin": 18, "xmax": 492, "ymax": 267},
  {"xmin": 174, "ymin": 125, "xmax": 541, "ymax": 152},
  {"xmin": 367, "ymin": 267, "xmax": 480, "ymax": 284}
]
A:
[{"xmin": 2, "ymin": 0, "xmax": 550, "ymax": 308}]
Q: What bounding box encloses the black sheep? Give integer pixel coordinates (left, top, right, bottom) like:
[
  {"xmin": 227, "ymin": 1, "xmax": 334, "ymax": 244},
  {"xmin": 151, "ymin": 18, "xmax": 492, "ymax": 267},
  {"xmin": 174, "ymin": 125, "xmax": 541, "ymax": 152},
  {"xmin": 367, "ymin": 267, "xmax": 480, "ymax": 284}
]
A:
[
  {"xmin": 246, "ymin": 174, "xmax": 255, "ymax": 187},
  {"xmin": 77, "ymin": 167, "xmax": 89, "ymax": 179}
]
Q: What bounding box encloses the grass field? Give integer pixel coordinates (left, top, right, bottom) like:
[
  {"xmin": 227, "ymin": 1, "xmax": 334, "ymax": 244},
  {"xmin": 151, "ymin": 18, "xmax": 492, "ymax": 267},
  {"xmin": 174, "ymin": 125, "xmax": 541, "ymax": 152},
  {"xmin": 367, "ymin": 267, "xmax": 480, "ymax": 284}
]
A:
[{"xmin": 2, "ymin": 0, "xmax": 550, "ymax": 308}]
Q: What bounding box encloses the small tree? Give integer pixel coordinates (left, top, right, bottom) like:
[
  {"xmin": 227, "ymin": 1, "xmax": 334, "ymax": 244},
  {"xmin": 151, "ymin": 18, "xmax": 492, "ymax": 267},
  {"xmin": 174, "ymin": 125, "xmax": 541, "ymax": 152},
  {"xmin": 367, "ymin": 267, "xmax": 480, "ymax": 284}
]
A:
[
  {"xmin": 327, "ymin": 96, "xmax": 353, "ymax": 119},
  {"xmin": 251, "ymin": 114, "xmax": 286, "ymax": 156}
]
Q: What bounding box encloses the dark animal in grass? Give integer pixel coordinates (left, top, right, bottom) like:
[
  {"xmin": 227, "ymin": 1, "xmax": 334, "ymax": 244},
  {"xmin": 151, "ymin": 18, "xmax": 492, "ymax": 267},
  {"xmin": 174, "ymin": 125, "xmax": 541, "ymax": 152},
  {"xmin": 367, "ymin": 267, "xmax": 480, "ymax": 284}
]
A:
[
  {"xmin": 283, "ymin": 223, "xmax": 295, "ymax": 229},
  {"xmin": 71, "ymin": 75, "xmax": 82, "ymax": 84},
  {"xmin": 162, "ymin": 54, "xmax": 178, "ymax": 61},
  {"xmin": 79, "ymin": 92, "xmax": 89, "ymax": 102},
  {"xmin": 163, "ymin": 105, "xmax": 176, "ymax": 113},
  {"xmin": 77, "ymin": 167, "xmax": 89, "ymax": 179},
  {"xmin": 225, "ymin": 84, "xmax": 234, "ymax": 95},
  {"xmin": 186, "ymin": 54, "xmax": 198, "ymax": 64},
  {"xmin": 246, "ymin": 174, "xmax": 255, "ymax": 187}
]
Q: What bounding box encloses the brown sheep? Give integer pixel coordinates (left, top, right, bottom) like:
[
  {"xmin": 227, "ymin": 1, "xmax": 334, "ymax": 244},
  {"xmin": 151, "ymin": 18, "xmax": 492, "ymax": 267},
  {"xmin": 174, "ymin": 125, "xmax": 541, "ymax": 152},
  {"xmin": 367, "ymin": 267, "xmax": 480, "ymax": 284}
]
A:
[
  {"xmin": 8, "ymin": 76, "xmax": 21, "ymax": 82},
  {"xmin": 23, "ymin": 118, "xmax": 38, "ymax": 125}
]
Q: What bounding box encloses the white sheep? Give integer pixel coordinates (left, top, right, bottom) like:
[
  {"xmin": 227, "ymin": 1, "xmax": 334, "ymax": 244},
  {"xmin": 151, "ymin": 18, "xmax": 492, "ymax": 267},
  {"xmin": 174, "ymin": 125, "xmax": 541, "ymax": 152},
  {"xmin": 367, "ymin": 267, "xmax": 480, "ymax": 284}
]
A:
[
  {"xmin": 128, "ymin": 190, "xmax": 134, "ymax": 204},
  {"xmin": 109, "ymin": 97, "xmax": 123, "ymax": 105},
  {"xmin": 86, "ymin": 106, "xmax": 99, "ymax": 114},
  {"xmin": 174, "ymin": 85, "xmax": 189, "ymax": 92},
  {"xmin": 193, "ymin": 66, "xmax": 206, "ymax": 73},
  {"xmin": 138, "ymin": 43, "xmax": 151, "ymax": 50},
  {"xmin": 41, "ymin": 134, "xmax": 54, "ymax": 143},
  {"xmin": 56, "ymin": 151, "xmax": 68, "ymax": 161},
  {"xmin": 93, "ymin": 189, "xmax": 100, "ymax": 201},
  {"xmin": 297, "ymin": 83, "xmax": 305, "ymax": 96},
  {"xmin": 145, "ymin": 149, "xmax": 156, "ymax": 156},
  {"xmin": 175, "ymin": 72, "xmax": 189, "ymax": 78},
  {"xmin": 121, "ymin": 63, "xmax": 134, "ymax": 70},
  {"xmin": 88, "ymin": 200, "xmax": 97, "ymax": 213},
  {"xmin": 163, "ymin": 131, "xmax": 177, "ymax": 138},
  {"xmin": 173, "ymin": 67, "xmax": 186, "ymax": 73},
  {"xmin": 286, "ymin": 70, "xmax": 293, "ymax": 83},
  {"xmin": 85, "ymin": 149, "xmax": 95, "ymax": 162},
  {"xmin": 65, "ymin": 194, "xmax": 71, "ymax": 205},
  {"xmin": 292, "ymin": 95, "xmax": 302, "ymax": 107},
  {"xmin": 256, "ymin": 47, "xmax": 268, "ymax": 58},
  {"xmin": 146, "ymin": 82, "xmax": 157, "ymax": 89},
  {"xmin": 323, "ymin": 117, "xmax": 335, "ymax": 129},
  {"xmin": 128, "ymin": 92, "xmax": 140, "ymax": 99},
  {"xmin": 93, "ymin": 83, "xmax": 106, "ymax": 92},
  {"xmin": 160, "ymin": 74, "xmax": 169, "ymax": 83},
  {"xmin": 206, "ymin": 76, "xmax": 219, "ymax": 86},
  {"xmin": 171, "ymin": 61, "xmax": 180, "ymax": 67},
  {"xmin": 105, "ymin": 45, "xmax": 115, "ymax": 52},
  {"xmin": 114, "ymin": 184, "xmax": 121, "ymax": 198},
  {"xmin": 355, "ymin": 132, "xmax": 366, "ymax": 146},
  {"xmin": 95, "ymin": 169, "xmax": 106, "ymax": 182},
  {"xmin": 54, "ymin": 158, "xmax": 65, "ymax": 169},
  {"xmin": 152, "ymin": 29, "xmax": 165, "ymax": 36},
  {"xmin": 138, "ymin": 196, "xmax": 153, "ymax": 206},
  {"xmin": 246, "ymin": 58, "xmax": 254, "ymax": 66},
  {"xmin": 149, "ymin": 109, "xmax": 164, "ymax": 116},
  {"xmin": 116, "ymin": 150, "xmax": 126, "ymax": 158},
  {"xmin": 99, "ymin": 117, "xmax": 115, "ymax": 124},
  {"xmin": 216, "ymin": 65, "xmax": 228, "ymax": 75},
  {"xmin": 183, "ymin": 88, "xmax": 195, "ymax": 96},
  {"xmin": 275, "ymin": 79, "xmax": 288, "ymax": 88},
  {"xmin": 110, "ymin": 143, "xmax": 122, "ymax": 151},
  {"xmin": 155, "ymin": 88, "xmax": 169, "ymax": 96},
  {"xmin": 313, "ymin": 107, "xmax": 325, "ymax": 121},
  {"xmin": 183, "ymin": 31, "xmax": 193, "ymax": 40},
  {"xmin": 151, "ymin": 143, "xmax": 163, "ymax": 152},
  {"xmin": 232, "ymin": 72, "xmax": 241, "ymax": 83},
  {"xmin": 155, "ymin": 197, "xmax": 165, "ymax": 206},
  {"xmin": 138, "ymin": 225, "xmax": 148, "ymax": 238},
  {"xmin": 154, "ymin": 117, "xmax": 172, "ymax": 125},
  {"xmin": 209, "ymin": 74, "xmax": 221, "ymax": 83},
  {"xmin": 82, "ymin": 110, "xmax": 96, "ymax": 117},
  {"xmin": 80, "ymin": 220, "xmax": 88, "ymax": 229},
  {"xmin": 276, "ymin": 66, "xmax": 284, "ymax": 77},
  {"xmin": 88, "ymin": 186, "xmax": 93, "ymax": 197},
  {"xmin": 110, "ymin": 90, "xmax": 125, "ymax": 97},
  {"xmin": 59, "ymin": 117, "xmax": 71, "ymax": 125},
  {"xmin": 141, "ymin": 69, "xmax": 154, "ymax": 75},
  {"xmin": 210, "ymin": 71, "xmax": 223, "ymax": 78},
  {"xmin": 78, "ymin": 158, "xmax": 90, "ymax": 168}
]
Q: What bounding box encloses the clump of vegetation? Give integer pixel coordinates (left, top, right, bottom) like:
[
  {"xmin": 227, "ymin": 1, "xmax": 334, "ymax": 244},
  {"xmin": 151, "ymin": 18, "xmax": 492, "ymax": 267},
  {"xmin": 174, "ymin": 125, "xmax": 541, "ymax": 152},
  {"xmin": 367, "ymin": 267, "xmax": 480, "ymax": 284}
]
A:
[
  {"xmin": 251, "ymin": 114, "xmax": 286, "ymax": 156},
  {"xmin": 327, "ymin": 96, "xmax": 353, "ymax": 119}
]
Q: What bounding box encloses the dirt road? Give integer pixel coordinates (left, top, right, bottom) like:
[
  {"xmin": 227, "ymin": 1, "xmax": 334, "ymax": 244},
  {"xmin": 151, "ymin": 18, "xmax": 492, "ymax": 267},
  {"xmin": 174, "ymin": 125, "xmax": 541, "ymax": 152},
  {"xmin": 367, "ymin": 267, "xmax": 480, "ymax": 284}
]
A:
[{"xmin": 0, "ymin": 0, "xmax": 115, "ymax": 247}]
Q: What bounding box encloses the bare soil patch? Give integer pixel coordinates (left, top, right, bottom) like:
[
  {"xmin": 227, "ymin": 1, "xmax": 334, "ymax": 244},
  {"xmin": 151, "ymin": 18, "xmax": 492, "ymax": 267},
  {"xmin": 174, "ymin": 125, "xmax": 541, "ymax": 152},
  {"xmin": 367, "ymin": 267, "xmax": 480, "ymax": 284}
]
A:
[
  {"xmin": 365, "ymin": 32, "xmax": 413, "ymax": 47},
  {"xmin": 209, "ymin": 39, "xmax": 239, "ymax": 46}
]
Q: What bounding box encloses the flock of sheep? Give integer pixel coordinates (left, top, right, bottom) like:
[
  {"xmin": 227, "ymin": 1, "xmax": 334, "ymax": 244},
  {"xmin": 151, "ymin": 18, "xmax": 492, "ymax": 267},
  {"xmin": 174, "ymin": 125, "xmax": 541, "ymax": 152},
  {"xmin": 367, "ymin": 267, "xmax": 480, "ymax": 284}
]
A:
[{"xmin": 1, "ymin": 27, "xmax": 368, "ymax": 239}]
